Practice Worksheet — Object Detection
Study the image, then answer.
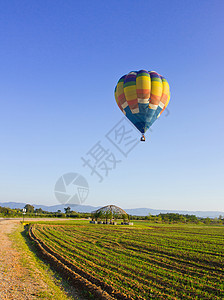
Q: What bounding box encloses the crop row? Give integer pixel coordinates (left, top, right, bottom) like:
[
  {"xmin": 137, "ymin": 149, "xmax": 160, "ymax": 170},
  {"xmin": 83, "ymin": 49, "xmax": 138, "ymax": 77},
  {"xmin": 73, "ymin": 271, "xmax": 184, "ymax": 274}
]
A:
[
  {"xmin": 32, "ymin": 223, "xmax": 224, "ymax": 299},
  {"xmin": 39, "ymin": 225, "xmax": 223, "ymax": 282}
]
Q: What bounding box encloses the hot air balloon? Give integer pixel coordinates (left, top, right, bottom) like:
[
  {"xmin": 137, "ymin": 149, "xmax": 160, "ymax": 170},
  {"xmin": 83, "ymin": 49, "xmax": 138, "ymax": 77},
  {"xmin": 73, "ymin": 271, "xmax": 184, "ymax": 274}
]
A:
[{"xmin": 114, "ymin": 70, "xmax": 170, "ymax": 141}]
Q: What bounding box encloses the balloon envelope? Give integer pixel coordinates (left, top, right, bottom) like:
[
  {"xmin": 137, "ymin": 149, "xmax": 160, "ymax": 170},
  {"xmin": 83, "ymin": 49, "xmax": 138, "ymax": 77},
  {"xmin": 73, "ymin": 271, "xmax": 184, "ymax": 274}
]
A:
[{"xmin": 114, "ymin": 70, "xmax": 170, "ymax": 134}]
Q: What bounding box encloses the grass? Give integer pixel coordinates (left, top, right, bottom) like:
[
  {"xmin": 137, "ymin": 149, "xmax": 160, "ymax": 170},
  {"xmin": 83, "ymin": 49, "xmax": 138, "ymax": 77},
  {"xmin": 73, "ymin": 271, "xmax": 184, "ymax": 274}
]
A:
[{"xmin": 9, "ymin": 222, "xmax": 80, "ymax": 300}]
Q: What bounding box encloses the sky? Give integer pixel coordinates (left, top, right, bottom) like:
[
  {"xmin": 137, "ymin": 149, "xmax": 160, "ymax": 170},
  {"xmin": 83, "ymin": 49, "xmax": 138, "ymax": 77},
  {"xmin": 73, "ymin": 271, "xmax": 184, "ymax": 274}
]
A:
[{"xmin": 0, "ymin": 0, "xmax": 224, "ymax": 211}]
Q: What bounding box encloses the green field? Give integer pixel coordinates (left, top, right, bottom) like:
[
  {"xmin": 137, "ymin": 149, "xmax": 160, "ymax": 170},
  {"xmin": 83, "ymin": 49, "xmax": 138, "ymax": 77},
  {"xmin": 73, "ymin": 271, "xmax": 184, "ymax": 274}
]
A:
[{"xmin": 30, "ymin": 221, "xmax": 224, "ymax": 299}]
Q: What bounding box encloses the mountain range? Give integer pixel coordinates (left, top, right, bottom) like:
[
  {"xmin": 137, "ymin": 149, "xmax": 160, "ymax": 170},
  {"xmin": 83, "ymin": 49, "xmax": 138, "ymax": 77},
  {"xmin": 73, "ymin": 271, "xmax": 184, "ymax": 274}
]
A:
[{"xmin": 0, "ymin": 202, "xmax": 223, "ymax": 218}]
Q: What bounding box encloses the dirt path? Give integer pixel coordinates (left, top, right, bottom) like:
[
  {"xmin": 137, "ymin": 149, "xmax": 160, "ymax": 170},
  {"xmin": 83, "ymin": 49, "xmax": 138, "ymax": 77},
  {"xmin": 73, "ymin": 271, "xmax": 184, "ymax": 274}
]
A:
[
  {"xmin": 0, "ymin": 219, "xmax": 86, "ymax": 300},
  {"xmin": 0, "ymin": 218, "xmax": 40, "ymax": 299}
]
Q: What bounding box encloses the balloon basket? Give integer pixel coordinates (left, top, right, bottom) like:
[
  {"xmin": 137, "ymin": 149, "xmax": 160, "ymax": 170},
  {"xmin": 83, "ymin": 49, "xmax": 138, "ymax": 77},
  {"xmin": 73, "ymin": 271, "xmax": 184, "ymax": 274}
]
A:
[{"xmin": 140, "ymin": 134, "xmax": 145, "ymax": 142}]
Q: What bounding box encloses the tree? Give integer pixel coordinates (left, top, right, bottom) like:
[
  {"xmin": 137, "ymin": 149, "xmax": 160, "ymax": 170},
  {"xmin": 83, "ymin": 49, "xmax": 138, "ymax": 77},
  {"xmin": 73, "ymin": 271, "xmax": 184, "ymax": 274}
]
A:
[
  {"xmin": 113, "ymin": 212, "xmax": 119, "ymax": 221},
  {"xmin": 24, "ymin": 204, "xmax": 34, "ymax": 213},
  {"xmin": 94, "ymin": 211, "xmax": 103, "ymax": 221},
  {"xmin": 91, "ymin": 212, "xmax": 95, "ymax": 221},
  {"xmin": 147, "ymin": 213, "xmax": 154, "ymax": 222},
  {"xmin": 122, "ymin": 214, "xmax": 128, "ymax": 223},
  {"xmin": 204, "ymin": 217, "xmax": 211, "ymax": 224},
  {"xmin": 104, "ymin": 210, "xmax": 111, "ymax": 222},
  {"xmin": 218, "ymin": 215, "xmax": 223, "ymax": 224},
  {"xmin": 98, "ymin": 210, "xmax": 103, "ymax": 220},
  {"xmin": 35, "ymin": 208, "xmax": 43, "ymax": 214},
  {"xmin": 64, "ymin": 207, "xmax": 71, "ymax": 214},
  {"xmin": 157, "ymin": 215, "xmax": 162, "ymax": 223}
]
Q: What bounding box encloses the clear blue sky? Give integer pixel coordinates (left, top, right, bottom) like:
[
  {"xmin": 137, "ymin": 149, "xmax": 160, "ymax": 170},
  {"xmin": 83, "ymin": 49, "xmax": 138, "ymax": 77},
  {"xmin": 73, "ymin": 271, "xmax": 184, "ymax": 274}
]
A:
[{"xmin": 0, "ymin": 0, "xmax": 223, "ymax": 211}]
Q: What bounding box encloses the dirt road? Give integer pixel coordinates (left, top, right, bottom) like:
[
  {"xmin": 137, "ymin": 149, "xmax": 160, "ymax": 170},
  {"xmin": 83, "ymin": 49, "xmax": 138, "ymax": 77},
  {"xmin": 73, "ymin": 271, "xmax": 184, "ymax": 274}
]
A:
[
  {"xmin": 0, "ymin": 218, "xmax": 41, "ymax": 299},
  {"xmin": 0, "ymin": 218, "xmax": 86, "ymax": 300}
]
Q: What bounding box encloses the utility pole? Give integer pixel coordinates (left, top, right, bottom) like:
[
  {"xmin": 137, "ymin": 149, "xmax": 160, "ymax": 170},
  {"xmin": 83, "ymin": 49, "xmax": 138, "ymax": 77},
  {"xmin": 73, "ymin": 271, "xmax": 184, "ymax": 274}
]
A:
[{"xmin": 22, "ymin": 208, "xmax": 26, "ymax": 223}]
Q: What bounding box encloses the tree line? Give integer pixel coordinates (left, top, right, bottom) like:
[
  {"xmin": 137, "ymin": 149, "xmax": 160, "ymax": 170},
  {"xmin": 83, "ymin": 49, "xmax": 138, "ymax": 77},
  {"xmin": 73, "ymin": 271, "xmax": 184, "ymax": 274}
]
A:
[
  {"xmin": 135, "ymin": 213, "xmax": 224, "ymax": 225},
  {"xmin": 0, "ymin": 205, "xmax": 223, "ymax": 225},
  {"xmin": 0, "ymin": 205, "xmax": 89, "ymax": 218}
]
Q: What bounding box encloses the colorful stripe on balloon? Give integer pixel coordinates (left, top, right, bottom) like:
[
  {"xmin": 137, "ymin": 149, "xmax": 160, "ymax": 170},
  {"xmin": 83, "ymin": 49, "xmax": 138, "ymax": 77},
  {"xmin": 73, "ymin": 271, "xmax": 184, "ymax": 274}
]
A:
[{"xmin": 114, "ymin": 69, "xmax": 170, "ymax": 133}]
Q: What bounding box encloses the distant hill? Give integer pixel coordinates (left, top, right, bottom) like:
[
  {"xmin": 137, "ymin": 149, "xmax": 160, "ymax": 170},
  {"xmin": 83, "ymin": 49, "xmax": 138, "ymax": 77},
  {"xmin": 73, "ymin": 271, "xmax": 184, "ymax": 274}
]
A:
[
  {"xmin": 0, "ymin": 202, "xmax": 223, "ymax": 218},
  {"xmin": 125, "ymin": 208, "xmax": 224, "ymax": 219}
]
